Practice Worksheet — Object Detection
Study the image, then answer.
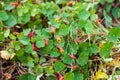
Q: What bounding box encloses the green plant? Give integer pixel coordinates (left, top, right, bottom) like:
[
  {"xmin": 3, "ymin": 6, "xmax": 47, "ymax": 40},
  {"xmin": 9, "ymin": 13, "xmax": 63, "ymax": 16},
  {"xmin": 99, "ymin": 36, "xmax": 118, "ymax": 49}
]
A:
[{"xmin": 0, "ymin": 0, "xmax": 120, "ymax": 80}]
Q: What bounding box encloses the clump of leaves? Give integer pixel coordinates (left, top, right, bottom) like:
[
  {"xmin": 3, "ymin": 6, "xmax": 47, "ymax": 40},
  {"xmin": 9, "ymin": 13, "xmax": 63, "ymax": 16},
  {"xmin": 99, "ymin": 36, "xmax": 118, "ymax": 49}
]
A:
[{"xmin": 0, "ymin": 0, "xmax": 120, "ymax": 80}]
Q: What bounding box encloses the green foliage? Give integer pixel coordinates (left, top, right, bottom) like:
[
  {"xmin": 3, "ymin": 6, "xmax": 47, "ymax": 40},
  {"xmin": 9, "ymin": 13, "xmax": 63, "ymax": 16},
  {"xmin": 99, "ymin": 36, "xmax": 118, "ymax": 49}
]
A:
[
  {"xmin": 74, "ymin": 70, "xmax": 83, "ymax": 80},
  {"xmin": 18, "ymin": 73, "xmax": 35, "ymax": 80},
  {"xmin": 0, "ymin": 0, "xmax": 120, "ymax": 80},
  {"xmin": 0, "ymin": 11, "xmax": 8, "ymax": 21},
  {"xmin": 108, "ymin": 27, "xmax": 120, "ymax": 42},
  {"xmin": 54, "ymin": 61, "xmax": 66, "ymax": 72},
  {"xmin": 100, "ymin": 42, "xmax": 113, "ymax": 58},
  {"xmin": 77, "ymin": 52, "xmax": 88, "ymax": 66},
  {"xmin": 64, "ymin": 72, "xmax": 74, "ymax": 80}
]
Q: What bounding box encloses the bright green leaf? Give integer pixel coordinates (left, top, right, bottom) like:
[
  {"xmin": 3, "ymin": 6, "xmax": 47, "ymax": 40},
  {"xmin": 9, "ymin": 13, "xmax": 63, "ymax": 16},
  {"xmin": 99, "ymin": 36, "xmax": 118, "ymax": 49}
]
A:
[
  {"xmin": 4, "ymin": 29, "xmax": 10, "ymax": 37},
  {"xmin": 5, "ymin": 15, "xmax": 17, "ymax": 28},
  {"xmin": 23, "ymin": 28, "xmax": 31, "ymax": 36},
  {"xmin": 78, "ymin": 10, "xmax": 90, "ymax": 20},
  {"xmin": 74, "ymin": 70, "xmax": 83, "ymax": 80},
  {"xmin": 62, "ymin": 54, "xmax": 73, "ymax": 64},
  {"xmin": 36, "ymin": 36, "xmax": 45, "ymax": 48},
  {"xmin": 100, "ymin": 42, "xmax": 113, "ymax": 58},
  {"xmin": 84, "ymin": 21, "xmax": 94, "ymax": 33},
  {"xmin": 5, "ymin": 0, "xmax": 15, "ymax": 11},
  {"xmin": 112, "ymin": 7, "xmax": 120, "ymax": 19},
  {"xmin": 0, "ymin": 11, "xmax": 8, "ymax": 21},
  {"xmin": 77, "ymin": 52, "xmax": 88, "ymax": 66},
  {"xmin": 104, "ymin": 10, "xmax": 112, "ymax": 23},
  {"xmin": 108, "ymin": 27, "xmax": 120, "ymax": 43},
  {"xmin": 64, "ymin": 72, "xmax": 74, "ymax": 80},
  {"xmin": 54, "ymin": 61, "xmax": 66, "ymax": 72},
  {"xmin": 34, "ymin": 65, "xmax": 43, "ymax": 75},
  {"xmin": 25, "ymin": 43, "xmax": 33, "ymax": 53},
  {"xmin": 58, "ymin": 24, "xmax": 69, "ymax": 36},
  {"xmin": 18, "ymin": 73, "xmax": 35, "ymax": 80}
]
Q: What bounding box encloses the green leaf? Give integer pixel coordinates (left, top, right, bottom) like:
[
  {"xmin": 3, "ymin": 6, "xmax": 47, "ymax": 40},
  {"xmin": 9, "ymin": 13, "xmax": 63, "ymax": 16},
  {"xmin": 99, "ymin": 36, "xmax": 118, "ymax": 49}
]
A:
[
  {"xmin": 4, "ymin": 29, "xmax": 10, "ymax": 37},
  {"xmin": 0, "ymin": 33, "xmax": 4, "ymax": 41},
  {"xmin": 69, "ymin": 42, "xmax": 79, "ymax": 54},
  {"xmin": 45, "ymin": 66, "xmax": 54, "ymax": 75},
  {"xmin": 5, "ymin": 0, "xmax": 15, "ymax": 11},
  {"xmin": 79, "ymin": 42, "xmax": 89, "ymax": 54},
  {"xmin": 64, "ymin": 72, "xmax": 74, "ymax": 80},
  {"xmin": 58, "ymin": 24, "xmax": 69, "ymax": 36},
  {"xmin": 100, "ymin": 42, "xmax": 113, "ymax": 58},
  {"xmin": 108, "ymin": 27, "xmax": 120, "ymax": 43},
  {"xmin": 15, "ymin": 44, "xmax": 21, "ymax": 51},
  {"xmin": 84, "ymin": 21, "xmax": 94, "ymax": 33},
  {"xmin": 90, "ymin": 14, "xmax": 98, "ymax": 21},
  {"xmin": 36, "ymin": 36, "xmax": 45, "ymax": 48},
  {"xmin": 105, "ymin": 4, "xmax": 111, "ymax": 12},
  {"xmin": 18, "ymin": 73, "xmax": 35, "ymax": 80},
  {"xmin": 62, "ymin": 54, "xmax": 73, "ymax": 64},
  {"xmin": 104, "ymin": 10, "xmax": 112, "ymax": 23},
  {"xmin": 106, "ymin": 0, "xmax": 114, "ymax": 3},
  {"xmin": 50, "ymin": 48, "xmax": 60, "ymax": 57},
  {"xmin": 78, "ymin": 10, "xmax": 90, "ymax": 20},
  {"xmin": 34, "ymin": 66, "xmax": 43, "ymax": 74},
  {"xmin": 46, "ymin": 76, "xmax": 56, "ymax": 80},
  {"xmin": 112, "ymin": 7, "xmax": 120, "ymax": 19},
  {"xmin": 9, "ymin": 34, "xmax": 16, "ymax": 40},
  {"xmin": 23, "ymin": 28, "xmax": 31, "ymax": 36},
  {"xmin": 22, "ymin": 13, "xmax": 30, "ymax": 24},
  {"xmin": 5, "ymin": 15, "xmax": 17, "ymax": 28},
  {"xmin": 19, "ymin": 37, "xmax": 29, "ymax": 45},
  {"xmin": 89, "ymin": 44, "xmax": 98, "ymax": 55},
  {"xmin": 25, "ymin": 43, "xmax": 33, "ymax": 53},
  {"xmin": 0, "ymin": 22, "xmax": 3, "ymax": 28},
  {"xmin": 16, "ymin": 49, "xmax": 24, "ymax": 57},
  {"xmin": 74, "ymin": 70, "xmax": 83, "ymax": 80},
  {"xmin": 77, "ymin": 52, "xmax": 88, "ymax": 66},
  {"xmin": 27, "ymin": 61, "xmax": 34, "ymax": 67},
  {"xmin": 54, "ymin": 61, "xmax": 66, "ymax": 72},
  {"xmin": 0, "ymin": 11, "xmax": 8, "ymax": 21},
  {"xmin": 78, "ymin": 20, "xmax": 87, "ymax": 28}
]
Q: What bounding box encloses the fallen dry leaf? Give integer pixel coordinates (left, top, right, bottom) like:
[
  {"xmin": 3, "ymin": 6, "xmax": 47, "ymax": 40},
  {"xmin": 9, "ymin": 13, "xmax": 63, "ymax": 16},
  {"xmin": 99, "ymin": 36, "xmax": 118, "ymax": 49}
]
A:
[{"xmin": 0, "ymin": 50, "xmax": 15, "ymax": 60}]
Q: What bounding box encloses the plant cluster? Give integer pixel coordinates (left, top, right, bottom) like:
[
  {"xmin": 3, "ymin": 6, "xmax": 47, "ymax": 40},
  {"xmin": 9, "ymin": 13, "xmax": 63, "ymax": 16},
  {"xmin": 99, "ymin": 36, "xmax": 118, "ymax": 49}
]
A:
[{"xmin": 0, "ymin": 0, "xmax": 120, "ymax": 80}]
